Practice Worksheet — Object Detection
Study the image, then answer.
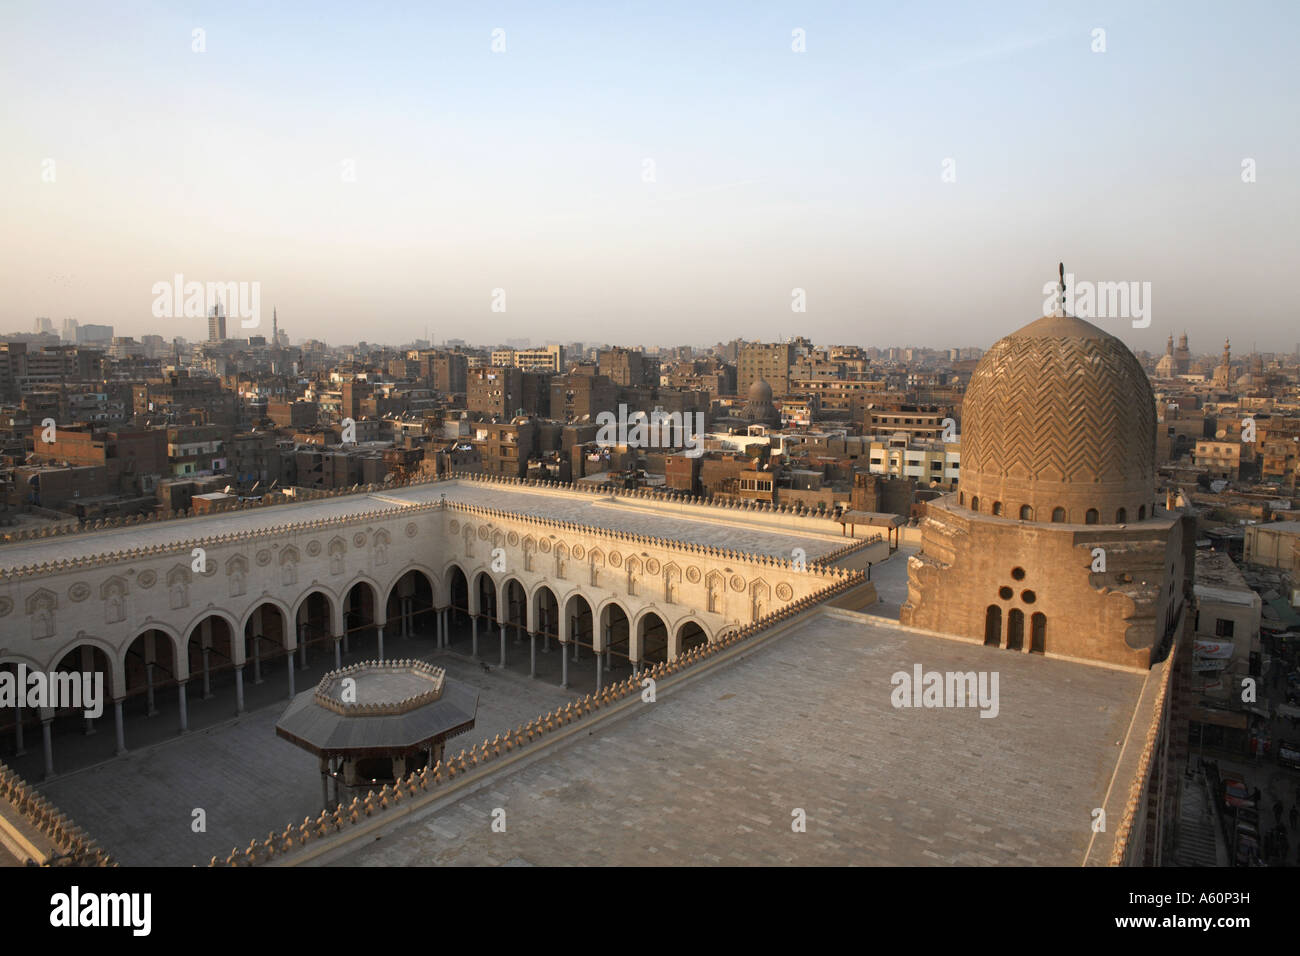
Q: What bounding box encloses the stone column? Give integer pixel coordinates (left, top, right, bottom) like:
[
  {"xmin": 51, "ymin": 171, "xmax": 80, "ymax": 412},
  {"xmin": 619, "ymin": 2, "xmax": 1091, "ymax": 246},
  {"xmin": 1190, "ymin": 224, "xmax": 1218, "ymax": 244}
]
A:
[
  {"xmin": 561, "ymin": 643, "xmax": 569, "ymax": 689},
  {"xmin": 668, "ymin": 627, "xmax": 682, "ymax": 662},
  {"xmin": 299, "ymin": 622, "xmax": 308, "ymax": 669},
  {"xmin": 200, "ymin": 619, "xmax": 213, "ymax": 700},
  {"xmin": 178, "ymin": 680, "xmax": 189, "ymax": 733},
  {"xmin": 595, "ymin": 653, "xmax": 603, "ymax": 693},
  {"xmin": 287, "ymin": 653, "xmax": 296, "ymax": 697},
  {"xmin": 253, "ymin": 608, "xmax": 266, "ymax": 683},
  {"xmin": 113, "ymin": 699, "xmax": 126, "ymax": 755},
  {"xmin": 234, "ymin": 665, "xmax": 246, "ymax": 715},
  {"xmin": 499, "ymin": 624, "xmax": 506, "ymax": 668},
  {"xmin": 629, "ymin": 626, "xmax": 643, "ymax": 679},
  {"xmin": 40, "ymin": 715, "xmax": 54, "ymax": 780},
  {"xmin": 81, "ymin": 647, "xmax": 96, "ymax": 735},
  {"xmin": 333, "ymin": 634, "xmax": 342, "ymax": 669},
  {"xmin": 377, "ymin": 626, "xmax": 385, "ymax": 662},
  {"xmin": 145, "ymin": 661, "xmax": 158, "ymax": 717},
  {"xmin": 472, "ymin": 618, "xmax": 478, "ymax": 659},
  {"xmin": 530, "ymin": 633, "xmax": 537, "ymax": 679}
]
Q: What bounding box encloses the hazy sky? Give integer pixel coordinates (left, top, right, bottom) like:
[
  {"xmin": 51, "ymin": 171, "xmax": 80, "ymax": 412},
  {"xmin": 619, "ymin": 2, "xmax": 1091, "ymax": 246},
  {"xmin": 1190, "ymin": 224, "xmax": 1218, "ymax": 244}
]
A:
[{"xmin": 2, "ymin": 1, "xmax": 1297, "ymax": 353}]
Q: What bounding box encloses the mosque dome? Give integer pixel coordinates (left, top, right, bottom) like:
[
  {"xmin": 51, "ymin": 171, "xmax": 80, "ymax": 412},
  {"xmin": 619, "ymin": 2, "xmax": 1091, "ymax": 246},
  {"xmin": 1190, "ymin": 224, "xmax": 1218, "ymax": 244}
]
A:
[
  {"xmin": 742, "ymin": 377, "xmax": 779, "ymax": 426},
  {"xmin": 747, "ymin": 377, "xmax": 774, "ymax": 404},
  {"xmin": 959, "ymin": 313, "xmax": 1157, "ymax": 524}
]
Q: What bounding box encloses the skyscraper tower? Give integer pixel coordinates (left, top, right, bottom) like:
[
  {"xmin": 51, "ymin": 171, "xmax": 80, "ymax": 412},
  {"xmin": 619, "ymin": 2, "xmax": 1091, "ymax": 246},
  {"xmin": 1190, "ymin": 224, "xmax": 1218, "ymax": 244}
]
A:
[{"xmin": 208, "ymin": 301, "xmax": 227, "ymax": 342}]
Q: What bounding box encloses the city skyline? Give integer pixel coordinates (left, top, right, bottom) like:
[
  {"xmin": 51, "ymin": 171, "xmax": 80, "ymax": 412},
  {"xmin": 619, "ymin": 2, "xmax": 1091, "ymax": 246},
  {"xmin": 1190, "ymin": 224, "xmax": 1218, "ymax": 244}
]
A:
[{"xmin": 3, "ymin": 1, "xmax": 1298, "ymax": 350}]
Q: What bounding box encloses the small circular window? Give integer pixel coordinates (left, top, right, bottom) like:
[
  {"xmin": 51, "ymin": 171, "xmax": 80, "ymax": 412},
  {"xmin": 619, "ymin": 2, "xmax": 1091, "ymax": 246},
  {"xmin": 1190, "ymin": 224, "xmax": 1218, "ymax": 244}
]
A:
[
  {"xmin": 1011, "ymin": 567, "xmax": 1026, "ymax": 581},
  {"xmin": 999, "ymin": 586, "xmax": 1013, "ymax": 600},
  {"xmin": 1021, "ymin": 590, "xmax": 1036, "ymax": 604}
]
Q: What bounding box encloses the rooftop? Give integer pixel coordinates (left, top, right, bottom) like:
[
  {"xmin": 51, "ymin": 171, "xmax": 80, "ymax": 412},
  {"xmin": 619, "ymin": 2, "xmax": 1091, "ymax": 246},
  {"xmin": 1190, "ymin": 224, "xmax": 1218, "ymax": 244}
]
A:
[
  {"xmin": 325, "ymin": 613, "xmax": 1146, "ymax": 866},
  {"xmin": 1252, "ymin": 521, "xmax": 1300, "ymax": 535},
  {"xmin": 0, "ymin": 479, "xmax": 853, "ymax": 573},
  {"xmin": 1193, "ymin": 550, "xmax": 1259, "ymax": 606}
]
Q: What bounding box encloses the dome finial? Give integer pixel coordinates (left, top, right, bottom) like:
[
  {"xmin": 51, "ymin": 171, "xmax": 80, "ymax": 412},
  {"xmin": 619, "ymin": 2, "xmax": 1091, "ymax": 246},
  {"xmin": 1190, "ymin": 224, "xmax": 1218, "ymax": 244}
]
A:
[{"xmin": 1057, "ymin": 262, "xmax": 1066, "ymax": 316}]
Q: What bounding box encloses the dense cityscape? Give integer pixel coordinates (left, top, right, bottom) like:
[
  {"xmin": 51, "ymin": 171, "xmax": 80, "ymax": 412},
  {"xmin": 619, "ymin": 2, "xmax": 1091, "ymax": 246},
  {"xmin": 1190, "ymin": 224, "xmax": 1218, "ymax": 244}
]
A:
[{"xmin": 2, "ymin": 0, "xmax": 1294, "ymax": 937}]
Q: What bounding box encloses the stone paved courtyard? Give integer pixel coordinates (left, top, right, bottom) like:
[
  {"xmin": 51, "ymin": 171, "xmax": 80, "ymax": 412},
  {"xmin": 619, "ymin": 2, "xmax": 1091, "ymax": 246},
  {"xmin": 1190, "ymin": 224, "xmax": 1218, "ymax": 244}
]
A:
[
  {"xmin": 35, "ymin": 648, "xmax": 576, "ymax": 866},
  {"xmin": 331, "ymin": 613, "xmax": 1146, "ymax": 866}
]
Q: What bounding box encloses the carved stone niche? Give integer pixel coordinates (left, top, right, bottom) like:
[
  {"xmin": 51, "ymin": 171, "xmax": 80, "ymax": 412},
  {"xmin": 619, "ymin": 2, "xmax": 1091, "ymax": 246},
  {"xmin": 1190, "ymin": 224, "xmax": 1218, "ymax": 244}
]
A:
[{"xmin": 23, "ymin": 587, "xmax": 58, "ymax": 639}]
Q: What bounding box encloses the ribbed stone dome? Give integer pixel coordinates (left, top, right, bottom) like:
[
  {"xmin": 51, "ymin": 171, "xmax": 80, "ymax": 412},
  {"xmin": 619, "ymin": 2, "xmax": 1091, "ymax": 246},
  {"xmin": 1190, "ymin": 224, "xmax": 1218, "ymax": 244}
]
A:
[
  {"xmin": 959, "ymin": 314, "xmax": 1157, "ymax": 524},
  {"xmin": 747, "ymin": 377, "xmax": 774, "ymax": 403}
]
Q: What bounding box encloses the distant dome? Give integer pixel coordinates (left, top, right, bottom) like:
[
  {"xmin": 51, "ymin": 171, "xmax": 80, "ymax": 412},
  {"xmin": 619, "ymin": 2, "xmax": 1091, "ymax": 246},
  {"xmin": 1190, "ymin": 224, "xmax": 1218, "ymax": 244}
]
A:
[
  {"xmin": 742, "ymin": 376, "xmax": 780, "ymax": 426},
  {"xmin": 961, "ymin": 313, "xmax": 1156, "ymax": 523}
]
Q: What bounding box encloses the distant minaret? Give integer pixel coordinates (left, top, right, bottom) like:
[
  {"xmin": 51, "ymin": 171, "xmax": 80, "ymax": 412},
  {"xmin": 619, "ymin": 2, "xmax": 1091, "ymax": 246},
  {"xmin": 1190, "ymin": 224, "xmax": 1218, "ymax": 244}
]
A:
[
  {"xmin": 1212, "ymin": 338, "xmax": 1233, "ymax": 388},
  {"xmin": 272, "ymin": 307, "xmax": 278, "ymax": 345}
]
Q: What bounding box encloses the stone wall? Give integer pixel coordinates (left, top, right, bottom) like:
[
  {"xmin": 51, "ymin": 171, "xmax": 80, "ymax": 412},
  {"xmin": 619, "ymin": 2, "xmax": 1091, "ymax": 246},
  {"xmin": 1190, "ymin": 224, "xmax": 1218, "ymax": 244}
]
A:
[
  {"xmin": 1, "ymin": 471, "xmax": 869, "ymax": 698},
  {"xmin": 902, "ymin": 496, "xmax": 1187, "ymax": 670}
]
